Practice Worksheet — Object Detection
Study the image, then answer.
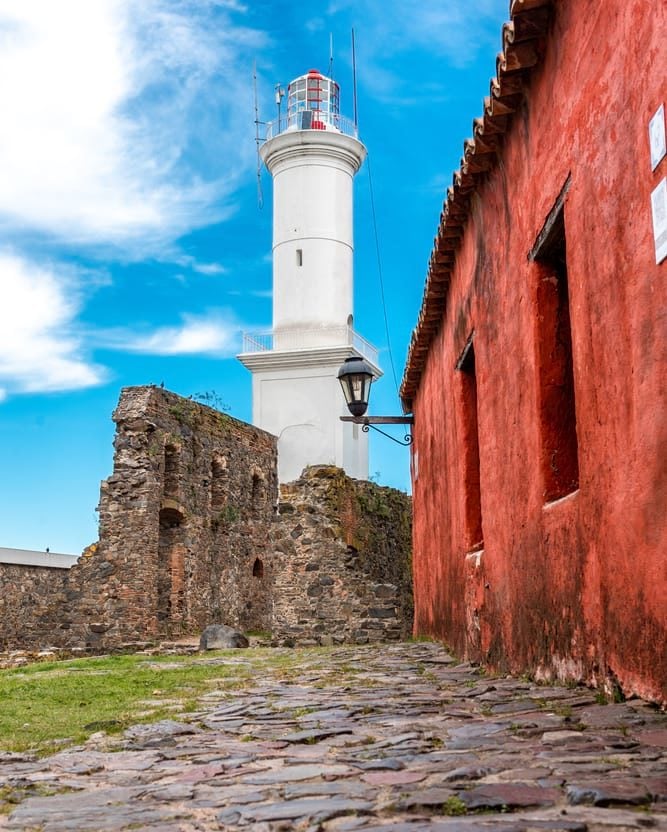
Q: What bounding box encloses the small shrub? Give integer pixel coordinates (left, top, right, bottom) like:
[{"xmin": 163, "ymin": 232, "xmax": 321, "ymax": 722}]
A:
[{"xmin": 442, "ymin": 796, "xmax": 467, "ymax": 816}]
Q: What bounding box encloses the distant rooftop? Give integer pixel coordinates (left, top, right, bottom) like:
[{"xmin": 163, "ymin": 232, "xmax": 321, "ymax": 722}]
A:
[{"xmin": 0, "ymin": 547, "xmax": 78, "ymax": 569}]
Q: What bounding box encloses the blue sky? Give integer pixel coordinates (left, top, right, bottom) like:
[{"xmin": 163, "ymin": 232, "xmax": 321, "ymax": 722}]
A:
[{"xmin": 0, "ymin": 0, "xmax": 508, "ymax": 554}]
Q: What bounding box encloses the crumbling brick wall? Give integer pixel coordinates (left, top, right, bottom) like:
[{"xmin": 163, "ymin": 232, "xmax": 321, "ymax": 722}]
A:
[
  {"xmin": 0, "ymin": 386, "xmax": 278, "ymax": 650},
  {"xmin": 270, "ymin": 466, "xmax": 413, "ymax": 645},
  {"xmin": 71, "ymin": 386, "xmax": 278, "ymax": 647},
  {"xmin": 0, "ymin": 564, "xmax": 69, "ymax": 649}
]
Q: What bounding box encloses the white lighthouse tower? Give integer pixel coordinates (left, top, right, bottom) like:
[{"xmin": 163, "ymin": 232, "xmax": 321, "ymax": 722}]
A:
[{"xmin": 238, "ymin": 68, "xmax": 381, "ymax": 483}]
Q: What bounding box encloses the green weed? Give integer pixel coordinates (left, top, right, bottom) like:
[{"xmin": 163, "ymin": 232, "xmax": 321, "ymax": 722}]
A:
[{"xmin": 441, "ymin": 796, "xmax": 467, "ymax": 816}]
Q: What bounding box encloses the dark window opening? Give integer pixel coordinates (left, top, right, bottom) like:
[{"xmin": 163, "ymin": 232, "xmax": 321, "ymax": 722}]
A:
[
  {"xmin": 163, "ymin": 444, "xmax": 179, "ymax": 499},
  {"xmin": 457, "ymin": 337, "xmax": 484, "ymax": 552},
  {"xmin": 296, "ymin": 248, "xmax": 303, "ymax": 267},
  {"xmin": 252, "ymin": 558, "xmax": 264, "ymax": 579},
  {"xmin": 531, "ymin": 183, "xmax": 579, "ymax": 502}
]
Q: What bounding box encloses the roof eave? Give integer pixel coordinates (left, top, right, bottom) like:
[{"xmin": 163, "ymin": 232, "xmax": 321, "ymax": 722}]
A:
[{"xmin": 400, "ymin": 0, "xmax": 553, "ymax": 412}]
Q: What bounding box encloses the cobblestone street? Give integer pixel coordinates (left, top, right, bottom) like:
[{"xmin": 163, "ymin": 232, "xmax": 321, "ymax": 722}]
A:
[{"xmin": 1, "ymin": 641, "xmax": 665, "ymax": 831}]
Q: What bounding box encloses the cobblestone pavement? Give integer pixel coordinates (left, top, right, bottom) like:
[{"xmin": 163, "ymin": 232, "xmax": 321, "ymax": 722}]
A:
[{"xmin": 1, "ymin": 642, "xmax": 665, "ymax": 831}]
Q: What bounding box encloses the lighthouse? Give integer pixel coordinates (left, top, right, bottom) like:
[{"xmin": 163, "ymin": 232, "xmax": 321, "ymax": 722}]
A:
[{"xmin": 238, "ymin": 68, "xmax": 381, "ymax": 483}]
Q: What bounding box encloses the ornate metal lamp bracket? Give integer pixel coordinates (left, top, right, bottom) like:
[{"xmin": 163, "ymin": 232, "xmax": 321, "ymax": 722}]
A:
[{"xmin": 340, "ymin": 415, "xmax": 414, "ymax": 446}]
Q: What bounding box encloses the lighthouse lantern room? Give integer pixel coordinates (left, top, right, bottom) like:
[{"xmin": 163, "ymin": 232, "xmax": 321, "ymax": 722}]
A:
[
  {"xmin": 239, "ymin": 68, "xmax": 381, "ymax": 484},
  {"xmin": 285, "ymin": 69, "xmax": 340, "ymax": 132}
]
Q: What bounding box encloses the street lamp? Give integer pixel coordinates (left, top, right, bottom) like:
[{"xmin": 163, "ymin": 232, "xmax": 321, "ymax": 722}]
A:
[
  {"xmin": 337, "ymin": 356, "xmax": 375, "ymax": 417},
  {"xmin": 337, "ymin": 356, "xmax": 413, "ymax": 446}
]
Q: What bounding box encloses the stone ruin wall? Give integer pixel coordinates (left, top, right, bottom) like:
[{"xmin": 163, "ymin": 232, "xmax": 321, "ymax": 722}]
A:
[
  {"xmin": 0, "ymin": 565, "xmax": 69, "ymax": 649},
  {"xmin": 79, "ymin": 386, "xmax": 279, "ymax": 646},
  {"xmin": 0, "ymin": 386, "xmax": 278, "ymax": 650},
  {"xmin": 0, "ymin": 387, "xmax": 413, "ymax": 652},
  {"xmin": 270, "ymin": 466, "xmax": 413, "ymax": 645}
]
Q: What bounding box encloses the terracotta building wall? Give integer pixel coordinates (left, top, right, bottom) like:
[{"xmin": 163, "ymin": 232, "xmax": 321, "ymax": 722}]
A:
[{"xmin": 410, "ymin": 0, "xmax": 666, "ymax": 702}]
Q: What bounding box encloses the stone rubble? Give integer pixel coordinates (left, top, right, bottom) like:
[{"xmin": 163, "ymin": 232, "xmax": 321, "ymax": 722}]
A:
[{"xmin": 0, "ymin": 641, "xmax": 665, "ymax": 831}]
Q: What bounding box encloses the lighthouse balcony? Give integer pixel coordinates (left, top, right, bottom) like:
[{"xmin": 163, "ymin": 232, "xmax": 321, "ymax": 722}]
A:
[
  {"xmin": 265, "ymin": 112, "xmax": 359, "ymax": 141},
  {"xmin": 241, "ymin": 325, "xmax": 378, "ymax": 366}
]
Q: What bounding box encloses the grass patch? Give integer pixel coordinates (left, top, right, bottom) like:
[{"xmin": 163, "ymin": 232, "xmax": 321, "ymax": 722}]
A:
[
  {"xmin": 553, "ymin": 704, "xmax": 573, "ymax": 718},
  {"xmin": 0, "ymin": 650, "xmax": 298, "ymax": 754},
  {"xmin": 441, "ymin": 796, "xmax": 467, "ymax": 816},
  {"xmin": 0, "ymin": 646, "xmax": 382, "ymax": 755},
  {"xmin": 291, "ymin": 706, "xmax": 316, "ymax": 718}
]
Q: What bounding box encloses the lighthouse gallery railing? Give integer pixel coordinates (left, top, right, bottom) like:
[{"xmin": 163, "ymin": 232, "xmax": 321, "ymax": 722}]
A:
[
  {"xmin": 241, "ymin": 326, "xmax": 378, "ymax": 367},
  {"xmin": 264, "ymin": 112, "xmax": 359, "ymax": 141}
]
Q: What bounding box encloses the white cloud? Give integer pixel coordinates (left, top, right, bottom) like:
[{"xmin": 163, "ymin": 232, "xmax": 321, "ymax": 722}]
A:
[
  {"xmin": 0, "ymin": 0, "xmax": 266, "ymax": 252},
  {"xmin": 172, "ymin": 255, "xmax": 228, "ymax": 276},
  {"xmin": 0, "ymin": 251, "xmax": 105, "ymax": 396},
  {"xmin": 192, "ymin": 262, "xmax": 227, "ymax": 276},
  {"xmin": 104, "ymin": 312, "xmax": 240, "ymax": 357}
]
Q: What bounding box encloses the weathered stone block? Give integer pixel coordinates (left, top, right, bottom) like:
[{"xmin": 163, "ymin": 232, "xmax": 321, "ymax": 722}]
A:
[
  {"xmin": 368, "ymin": 607, "xmax": 397, "ymax": 619},
  {"xmin": 373, "ymin": 584, "xmax": 397, "ymax": 598}
]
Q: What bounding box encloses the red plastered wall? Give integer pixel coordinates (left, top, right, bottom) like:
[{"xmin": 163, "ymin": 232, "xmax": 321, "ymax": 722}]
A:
[{"xmin": 411, "ymin": 0, "xmax": 667, "ymax": 703}]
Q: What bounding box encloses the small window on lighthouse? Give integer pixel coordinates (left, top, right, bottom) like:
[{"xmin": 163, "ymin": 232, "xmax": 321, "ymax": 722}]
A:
[{"xmin": 296, "ymin": 248, "xmax": 303, "ymax": 267}]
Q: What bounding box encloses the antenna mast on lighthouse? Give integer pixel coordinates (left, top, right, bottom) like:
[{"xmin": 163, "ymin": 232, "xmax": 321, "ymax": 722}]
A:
[{"xmin": 252, "ymin": 62, "xmax": 264, "ymax": 209}]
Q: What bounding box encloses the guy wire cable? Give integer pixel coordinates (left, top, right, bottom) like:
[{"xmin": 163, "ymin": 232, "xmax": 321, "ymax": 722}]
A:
[{"xmin": 366, "ymin": 153, "xmax": 401, "ymax": 398}]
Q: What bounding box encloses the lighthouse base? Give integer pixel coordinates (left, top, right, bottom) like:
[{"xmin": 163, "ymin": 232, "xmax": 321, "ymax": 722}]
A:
[{"xmin": 238, "ymin": 344, "xmax": 381, "ymax": 483}]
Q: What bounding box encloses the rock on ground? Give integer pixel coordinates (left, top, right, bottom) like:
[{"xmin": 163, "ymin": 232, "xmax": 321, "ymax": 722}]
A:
[{"xmin": 198, "ymin": 624, "xmax": 249, "ymax": 650}]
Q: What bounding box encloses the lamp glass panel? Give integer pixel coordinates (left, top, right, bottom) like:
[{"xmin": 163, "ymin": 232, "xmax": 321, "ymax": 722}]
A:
[{"xmin": 345, "ymin": 373, "xmax": 371, "ymax": 404}]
